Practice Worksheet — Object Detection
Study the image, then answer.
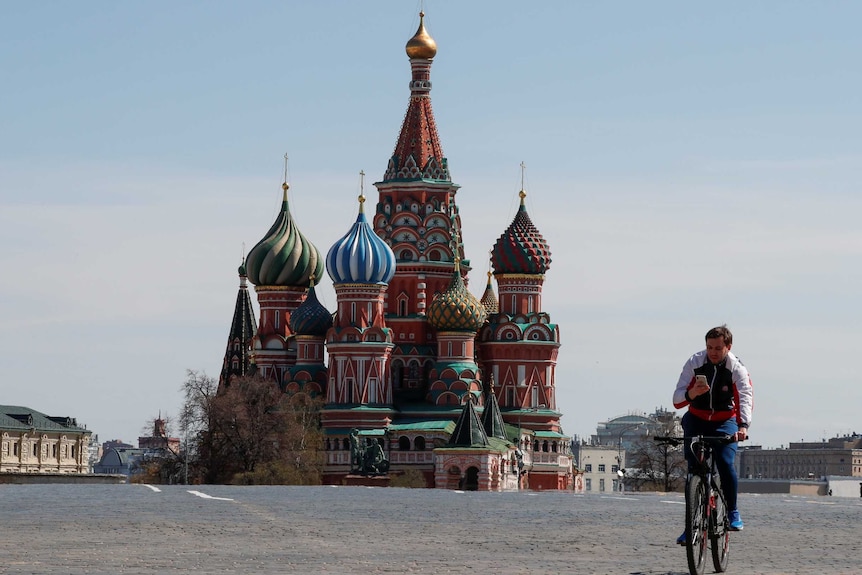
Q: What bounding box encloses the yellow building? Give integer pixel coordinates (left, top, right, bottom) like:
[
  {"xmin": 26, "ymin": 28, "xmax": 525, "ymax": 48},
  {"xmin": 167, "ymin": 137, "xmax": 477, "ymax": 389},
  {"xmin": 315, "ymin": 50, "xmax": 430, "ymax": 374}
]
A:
[{"xmin": 1, "ymin": 405, "xmax": 91, "ymax": 474}]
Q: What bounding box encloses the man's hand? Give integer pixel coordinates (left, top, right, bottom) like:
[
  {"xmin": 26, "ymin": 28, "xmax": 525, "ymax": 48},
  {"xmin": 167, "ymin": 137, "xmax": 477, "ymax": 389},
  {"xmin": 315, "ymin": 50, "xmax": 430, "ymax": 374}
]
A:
[
  {"xmin": 736, "ymin": 428, "xmax": 748, "ymax": 442},
  {"xmin": 689, "ymin": 379, "xmax": 710, "ymax": 399}
]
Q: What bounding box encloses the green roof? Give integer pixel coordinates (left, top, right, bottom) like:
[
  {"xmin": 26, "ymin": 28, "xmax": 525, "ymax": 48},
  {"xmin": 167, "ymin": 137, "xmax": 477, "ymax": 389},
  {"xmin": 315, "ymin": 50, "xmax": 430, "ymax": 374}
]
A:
[
  {"xmin": 0, "ymin": 405, "xmax": 89, "ymax": 434},
  {"xmin": 534, "ymin": 430, "xmax": 569, "ymax": 439},
  {"xmin": 388, "ymin": 420, "xmax": 456, "ymax": 432}
]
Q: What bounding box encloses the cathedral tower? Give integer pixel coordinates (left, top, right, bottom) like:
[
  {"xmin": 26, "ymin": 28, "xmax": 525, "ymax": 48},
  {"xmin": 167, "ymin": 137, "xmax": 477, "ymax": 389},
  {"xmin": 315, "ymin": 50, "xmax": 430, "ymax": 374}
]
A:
[
  {"xmin": 245, "ymin": 181, "xmax": 324, "ymax": 383},
  {"xmin": 372, "ymin": 13, "xmax": 469, "ymax": 406},
  {"xmin": 323, "ymin": 191, "xmax": 397, "ymax": 430}
]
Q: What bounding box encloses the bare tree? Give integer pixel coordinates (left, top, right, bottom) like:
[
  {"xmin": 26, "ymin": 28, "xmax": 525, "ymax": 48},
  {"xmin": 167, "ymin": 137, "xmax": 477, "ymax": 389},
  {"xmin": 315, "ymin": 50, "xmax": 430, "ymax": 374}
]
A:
[
  {"xmin": 176, "ymin": 370, "xmax": 324, "ymax": 484},
  {"xmin": 628, "ymin": 418, "xmax": 686, "ymax": 492}
]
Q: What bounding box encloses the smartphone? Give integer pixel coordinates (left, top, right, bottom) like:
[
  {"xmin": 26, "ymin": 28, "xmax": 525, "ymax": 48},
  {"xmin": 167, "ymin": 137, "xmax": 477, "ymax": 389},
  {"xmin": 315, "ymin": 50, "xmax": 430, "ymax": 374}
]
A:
[{"xmin": 695, "ymin": 375, "xmax": 708, "ymax": 386}]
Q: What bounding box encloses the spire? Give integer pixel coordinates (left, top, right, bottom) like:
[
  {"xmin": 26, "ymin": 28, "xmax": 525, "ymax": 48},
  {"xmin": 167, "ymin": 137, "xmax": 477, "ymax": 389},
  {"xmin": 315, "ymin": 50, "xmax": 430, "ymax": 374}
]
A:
[
  {"xmin": 480, "ymin": 270, "xmax": 499, "ymax": 315},
  {"xmin": 481, "ymin": 386, "xmax": 508, "ymax": 441},
  {"xmin": 383, "ymin": 11, "xmax": 449, "ymax": 182},
  {"xmin": 218, "ymin": 258, "xmax": 259, "ymax": 391},
  {"xmin": 448, "ymin": 397, "xmax": 489, "ymax": 447}
]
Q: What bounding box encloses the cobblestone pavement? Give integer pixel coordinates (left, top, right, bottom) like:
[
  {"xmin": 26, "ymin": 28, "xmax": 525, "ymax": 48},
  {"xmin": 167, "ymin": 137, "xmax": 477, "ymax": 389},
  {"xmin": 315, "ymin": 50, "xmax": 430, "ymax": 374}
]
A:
[{"xmin": 2, "ymin": 484, "xmax": 860, "ymax": 574}]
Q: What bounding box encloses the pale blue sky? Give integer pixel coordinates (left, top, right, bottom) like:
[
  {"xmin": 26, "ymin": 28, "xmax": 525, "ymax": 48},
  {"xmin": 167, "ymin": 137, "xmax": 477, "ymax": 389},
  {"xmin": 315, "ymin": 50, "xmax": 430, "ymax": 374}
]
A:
[{"xmin": 2, "ymin": 2, "xmax": 860, "ymax": 451}]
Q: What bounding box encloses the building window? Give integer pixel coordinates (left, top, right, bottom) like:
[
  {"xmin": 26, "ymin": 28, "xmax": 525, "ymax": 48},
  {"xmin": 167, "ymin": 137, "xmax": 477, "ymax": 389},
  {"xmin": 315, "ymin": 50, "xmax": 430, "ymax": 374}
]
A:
[
  {"xmin": 585, "ymin": 464, "xmax": 592, "ymax": 472},
  {"xmin": 585, "ymin": 478, "xmax": 592, "ymax": 491},
  {"xmin": 598, "ymin": 464, "xmax": 606, "ymax": 472},
  {"xmin": 13, "ymin": 443, "xmax": 18, "ymax": 456},
  {"xmin": 599, "ymin": 478, "xmax": 606, "ymax": 492},
  {"xmin": 415, "ymin": 436, "xmax": 426, "ymax": 451},
  {"xmin": 611, "ymin": 465, "xmax": 619, "ymax": 473}
]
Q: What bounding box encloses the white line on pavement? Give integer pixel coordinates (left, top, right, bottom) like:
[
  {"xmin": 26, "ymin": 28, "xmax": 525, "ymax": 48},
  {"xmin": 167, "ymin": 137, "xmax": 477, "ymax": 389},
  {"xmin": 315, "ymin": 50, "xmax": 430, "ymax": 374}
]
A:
[
  {"xmin": 142, "ymin": 484, "xmax": 161, "ymax": 493},
  {"xmin": 187, "ymin": 490, "xmax": 234, "ymax": 501}
]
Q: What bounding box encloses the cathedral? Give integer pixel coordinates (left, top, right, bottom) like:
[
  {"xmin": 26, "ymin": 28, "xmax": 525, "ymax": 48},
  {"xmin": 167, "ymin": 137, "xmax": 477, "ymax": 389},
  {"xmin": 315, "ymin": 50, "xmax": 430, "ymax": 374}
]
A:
[{"xmin": 219, "ymin": 13, "xmax": 572, "ymax": 491}]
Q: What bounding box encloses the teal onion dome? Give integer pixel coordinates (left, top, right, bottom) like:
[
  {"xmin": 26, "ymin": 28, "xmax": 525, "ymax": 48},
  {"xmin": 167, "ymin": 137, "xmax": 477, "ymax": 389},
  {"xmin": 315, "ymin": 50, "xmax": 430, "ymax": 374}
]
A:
[
  {"xmin": 245, "ymin": 183, "xmax": 324, "ymax": 287},
  {"xmin": 326, "ymin": 195, "xmax": 396, "ymax": 285},
  {"xmin": 428, "ymin": 263, "xmax": 487, "ymax": 332},
  {"xmin": 289, "ymin": 280, "xmax": 333, "ymax": 337},
  {"xmin": 491, "ymin": 190, "xmax": 551, "ymax": 275}
]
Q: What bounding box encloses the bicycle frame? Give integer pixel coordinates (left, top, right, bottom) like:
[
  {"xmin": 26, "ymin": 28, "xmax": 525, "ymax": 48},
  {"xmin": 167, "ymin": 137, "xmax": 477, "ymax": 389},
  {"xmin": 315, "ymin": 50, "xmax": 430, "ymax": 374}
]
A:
[{"xmin": 655, "ymin": 434, "xmax": 733, "ymax": 575}]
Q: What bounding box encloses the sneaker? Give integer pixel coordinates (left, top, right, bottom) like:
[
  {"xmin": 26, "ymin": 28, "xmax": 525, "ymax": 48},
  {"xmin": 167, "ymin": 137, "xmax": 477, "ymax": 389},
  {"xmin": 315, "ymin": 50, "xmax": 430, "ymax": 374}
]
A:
[
  {"xmin": 729, "ymin": 509, "xmax": 744, "ymax": 531},
  {"xmin": 676, "ymin": 531, "xmax": 687, "ymax": 545}
]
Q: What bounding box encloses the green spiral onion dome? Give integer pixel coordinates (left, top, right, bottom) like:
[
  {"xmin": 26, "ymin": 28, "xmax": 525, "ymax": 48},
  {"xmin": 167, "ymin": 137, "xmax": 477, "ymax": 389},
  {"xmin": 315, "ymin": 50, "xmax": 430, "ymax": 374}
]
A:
[{"xmin": 246, "ymin": 183, "xmax": 324, "ymax": 287}]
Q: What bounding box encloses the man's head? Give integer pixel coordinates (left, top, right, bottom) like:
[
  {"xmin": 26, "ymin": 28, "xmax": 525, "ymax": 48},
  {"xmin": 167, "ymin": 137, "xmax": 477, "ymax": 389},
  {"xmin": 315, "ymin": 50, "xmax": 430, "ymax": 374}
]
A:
[{"xmin": 705, "ymin": 325, "xmax": 733, "ymax": 364}]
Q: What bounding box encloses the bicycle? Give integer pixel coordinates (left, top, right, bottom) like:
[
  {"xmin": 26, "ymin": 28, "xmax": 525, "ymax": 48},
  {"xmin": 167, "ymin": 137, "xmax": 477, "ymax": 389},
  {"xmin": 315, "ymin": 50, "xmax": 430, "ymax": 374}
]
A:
[{"xmin": 655, "ymin": 435, "xmax": 735, "ymax": 575}]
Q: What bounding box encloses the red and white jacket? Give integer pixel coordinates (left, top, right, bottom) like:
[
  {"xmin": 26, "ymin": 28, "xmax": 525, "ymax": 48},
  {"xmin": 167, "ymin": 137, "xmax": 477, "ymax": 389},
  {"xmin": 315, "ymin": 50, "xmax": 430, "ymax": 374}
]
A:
[{"xmin": 673, "ymin": 350, "xmax": 753, "ymax": 428}]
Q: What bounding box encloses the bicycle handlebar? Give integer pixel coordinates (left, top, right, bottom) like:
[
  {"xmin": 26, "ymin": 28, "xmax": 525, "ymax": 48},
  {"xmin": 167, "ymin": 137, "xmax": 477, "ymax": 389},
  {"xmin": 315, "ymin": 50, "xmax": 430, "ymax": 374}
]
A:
[{"xmin": 654, "ymin": 434, "xmax": 742, "ymax": 446}]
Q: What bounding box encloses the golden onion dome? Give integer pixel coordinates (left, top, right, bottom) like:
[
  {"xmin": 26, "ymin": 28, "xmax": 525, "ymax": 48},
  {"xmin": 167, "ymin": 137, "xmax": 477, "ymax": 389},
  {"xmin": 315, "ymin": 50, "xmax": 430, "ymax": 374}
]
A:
[{"xmin": 405, "ymin": 12, "xmax": 437, "ymax": 59}]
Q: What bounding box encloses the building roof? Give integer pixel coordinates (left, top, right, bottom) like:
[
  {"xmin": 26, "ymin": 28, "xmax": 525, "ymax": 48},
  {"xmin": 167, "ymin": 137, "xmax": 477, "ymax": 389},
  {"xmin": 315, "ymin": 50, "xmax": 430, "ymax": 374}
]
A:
[
  {"xmin": 447, "ymin": 399, "xmax": 489, "ymax": 448},
  {"xmin": 0, "ymin": 405, "xmax": 89, "ymax": 434}
]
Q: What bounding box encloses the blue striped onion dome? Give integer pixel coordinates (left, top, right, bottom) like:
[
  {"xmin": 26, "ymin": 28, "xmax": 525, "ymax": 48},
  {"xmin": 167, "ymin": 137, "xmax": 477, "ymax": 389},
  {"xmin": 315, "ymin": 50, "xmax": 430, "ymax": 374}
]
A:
[
  {"xmin": 246, "ymin": 183, "xmax": 324, "ymax": 287},
  {"xmin": 289, "ymin": 281, "xmax": 333, "ymax": 337},
  {"xmin": 428, "ymin": 264, "xmax": 487, "ymax": 332},
  {"xmin": 491, "ymin": 190, "xmax": 551, "ymax": 275},
  {"xmin": 326, "ymin": 195, "xmax": 396, "ymax": 285}
]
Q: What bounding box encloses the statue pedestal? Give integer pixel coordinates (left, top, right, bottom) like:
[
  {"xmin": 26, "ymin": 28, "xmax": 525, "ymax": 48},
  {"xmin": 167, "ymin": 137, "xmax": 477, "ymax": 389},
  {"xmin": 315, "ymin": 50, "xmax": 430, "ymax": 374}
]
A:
[{"xmin": 343, "ymin": 474, "xmax": 391, "ymax": 487}]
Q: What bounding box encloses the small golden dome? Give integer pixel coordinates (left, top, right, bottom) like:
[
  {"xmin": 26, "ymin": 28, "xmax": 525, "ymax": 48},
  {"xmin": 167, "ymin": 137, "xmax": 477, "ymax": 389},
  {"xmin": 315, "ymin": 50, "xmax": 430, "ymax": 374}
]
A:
[{"xmin": 405, "ymin": 12, "xmax": 437, "ymax": 59}]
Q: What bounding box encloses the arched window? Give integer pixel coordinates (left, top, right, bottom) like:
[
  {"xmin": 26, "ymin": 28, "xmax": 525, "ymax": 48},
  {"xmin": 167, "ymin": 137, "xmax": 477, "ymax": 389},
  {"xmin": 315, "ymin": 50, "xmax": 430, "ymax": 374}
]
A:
[
  {"xmin": 415, "ymin": 436, "xmax": 426, "ymax": 451},
  {"xmin": 399, "ymin": 436, "xmax": 410, "ymax": 451}
]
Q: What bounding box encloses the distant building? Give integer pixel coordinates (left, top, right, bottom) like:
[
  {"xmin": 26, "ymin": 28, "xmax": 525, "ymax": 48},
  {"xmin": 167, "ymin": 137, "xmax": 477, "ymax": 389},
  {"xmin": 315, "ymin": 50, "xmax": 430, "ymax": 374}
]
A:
[
  {"xmin": 582, "ymin": 408, "xmax": 681, "ymax": 467},
  {"xmin": 572, "ymin": 444, "xmax": 622, "ymax": 493},
  {"xmin": 0, "ymin": 405, "xmax": 91, "ymax": 474},
  {"xmin": 93, "ymin": 446, "xmax": 147, "ymax": 476},
  {"xmin": 739, "ymin": 435, "xmax": 862, "ymax": 480},
  {"xmin": 138, "ymin": 417, "xmax": 180, "ymax": 455},
  {"xmin": 87, "ymin": 434, "xmax": 102, "ymax": 473}
]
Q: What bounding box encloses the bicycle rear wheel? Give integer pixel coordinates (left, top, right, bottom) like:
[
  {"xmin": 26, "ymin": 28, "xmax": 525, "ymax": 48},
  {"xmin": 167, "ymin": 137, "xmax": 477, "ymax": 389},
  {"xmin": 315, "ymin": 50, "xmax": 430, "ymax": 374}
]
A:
[
  {"xmin": 710, "ymin": 481, "xmax": 730, "ymax": 572},
  {"xmin": 685, "ymin": 474, "xmax": 708, "ymax": 575}
]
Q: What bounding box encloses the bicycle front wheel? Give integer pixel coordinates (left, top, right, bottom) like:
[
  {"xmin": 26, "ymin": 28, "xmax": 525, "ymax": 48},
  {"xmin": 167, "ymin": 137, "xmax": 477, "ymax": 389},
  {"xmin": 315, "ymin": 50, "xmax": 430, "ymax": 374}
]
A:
[
  {"xmin": 710, "ymin": 481, "xmax": 730, "ymax": 572},
  {"xmin": 685, "ymin": 474, "xmax": 708, "ymax": 575}
]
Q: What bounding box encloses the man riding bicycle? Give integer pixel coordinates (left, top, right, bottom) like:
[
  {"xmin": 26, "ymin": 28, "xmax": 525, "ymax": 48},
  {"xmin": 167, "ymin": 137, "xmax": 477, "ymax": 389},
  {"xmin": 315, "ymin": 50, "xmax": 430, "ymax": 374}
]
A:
[{"xmin": 673, "ymin": 325, "xmax": 753, "ymax": 543}]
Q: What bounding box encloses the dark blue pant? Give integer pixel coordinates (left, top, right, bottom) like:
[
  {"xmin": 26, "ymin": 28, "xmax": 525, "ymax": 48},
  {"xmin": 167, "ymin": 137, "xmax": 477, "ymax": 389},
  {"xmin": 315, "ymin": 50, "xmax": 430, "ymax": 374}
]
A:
[{"xmin": 681, "ymin": 412, "xmax": 739, "ymax": 511}]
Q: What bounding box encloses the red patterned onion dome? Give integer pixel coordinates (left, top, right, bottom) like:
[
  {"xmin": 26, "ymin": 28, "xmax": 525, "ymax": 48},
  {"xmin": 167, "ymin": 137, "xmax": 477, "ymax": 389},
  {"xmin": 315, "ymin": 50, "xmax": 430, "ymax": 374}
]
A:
[
  {"xmin": 428, "ymin": 262, "xmax": 487, "ymax": 332},
  {"xmin": 289, "ymin": 279, "xmax": 332, "ymax": 337},
  {"xmin": 491, "ymin": 190, "xmax": 551, "ymax": 275},
  {"xmin": 246, "ymin": 183, "xmax": 324, "ymax": 287}
]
